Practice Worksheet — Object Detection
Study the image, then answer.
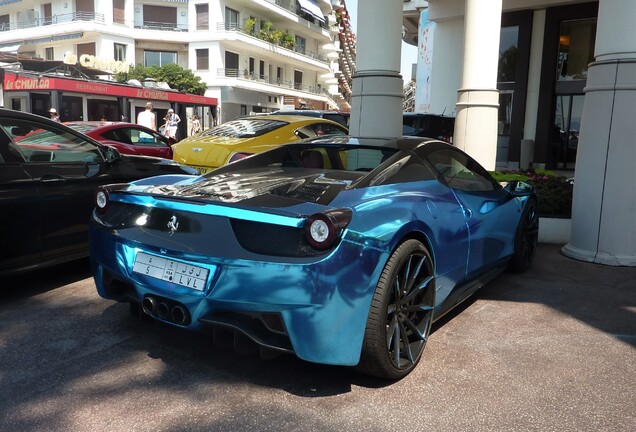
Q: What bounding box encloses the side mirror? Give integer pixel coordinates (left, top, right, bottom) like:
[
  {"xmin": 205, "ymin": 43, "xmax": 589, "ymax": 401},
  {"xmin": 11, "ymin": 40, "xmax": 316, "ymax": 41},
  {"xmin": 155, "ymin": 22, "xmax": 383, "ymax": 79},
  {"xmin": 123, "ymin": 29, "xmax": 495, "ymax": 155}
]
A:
[
  {"xmin": 505, "ymin": 180, "xmax": 534, "ymax": 197},
  {"xmin": 103, "ymin": 145, "xmax": 122, "ymax": 163}
]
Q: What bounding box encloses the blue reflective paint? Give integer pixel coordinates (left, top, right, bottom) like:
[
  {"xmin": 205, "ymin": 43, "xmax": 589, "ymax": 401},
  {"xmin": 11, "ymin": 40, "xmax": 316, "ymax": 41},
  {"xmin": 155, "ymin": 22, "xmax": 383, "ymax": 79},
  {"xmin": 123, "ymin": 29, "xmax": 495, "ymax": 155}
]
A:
[{"xmin": 90, "ymin": 149, "xmax": 533, "ymax": 367}]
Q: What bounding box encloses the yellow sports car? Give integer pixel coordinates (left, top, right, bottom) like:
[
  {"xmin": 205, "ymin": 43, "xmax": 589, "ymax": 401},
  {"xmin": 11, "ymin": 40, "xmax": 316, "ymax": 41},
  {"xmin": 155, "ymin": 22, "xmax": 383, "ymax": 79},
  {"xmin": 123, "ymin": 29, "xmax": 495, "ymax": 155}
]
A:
[{"xmin": 172, "ymin": 115, "xmax": 348, "ymax": 174}]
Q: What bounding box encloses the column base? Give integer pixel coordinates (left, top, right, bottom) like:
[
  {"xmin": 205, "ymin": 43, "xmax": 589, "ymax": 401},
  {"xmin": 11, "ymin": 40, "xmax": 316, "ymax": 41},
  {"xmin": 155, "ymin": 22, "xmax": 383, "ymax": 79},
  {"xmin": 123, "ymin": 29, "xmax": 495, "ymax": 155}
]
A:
[{"xmin": 562, "ymin": 243, "xmax": 636, "ymax": 267}]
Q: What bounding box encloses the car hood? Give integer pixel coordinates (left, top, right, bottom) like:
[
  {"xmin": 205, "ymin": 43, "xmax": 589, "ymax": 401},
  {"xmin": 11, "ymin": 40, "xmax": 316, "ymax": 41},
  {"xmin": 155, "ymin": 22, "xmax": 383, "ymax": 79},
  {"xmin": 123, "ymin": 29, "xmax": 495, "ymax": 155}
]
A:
[{"xmin": 132, "ymin": 168, "xmax": 355, "ymax": 207}]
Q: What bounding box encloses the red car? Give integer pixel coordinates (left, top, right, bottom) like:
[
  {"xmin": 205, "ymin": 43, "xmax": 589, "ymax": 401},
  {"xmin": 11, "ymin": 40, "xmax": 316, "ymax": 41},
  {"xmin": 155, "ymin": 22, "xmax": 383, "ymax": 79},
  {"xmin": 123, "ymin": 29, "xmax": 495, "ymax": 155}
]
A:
[{"xmin": 64, "ymin": 121, "xmax": 173, "ymax": 158}]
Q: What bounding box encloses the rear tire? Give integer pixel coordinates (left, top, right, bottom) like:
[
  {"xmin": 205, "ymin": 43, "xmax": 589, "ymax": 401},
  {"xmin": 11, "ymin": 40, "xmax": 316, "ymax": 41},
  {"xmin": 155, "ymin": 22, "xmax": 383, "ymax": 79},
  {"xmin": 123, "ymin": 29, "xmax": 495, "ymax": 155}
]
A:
[{"xmin": 357, "ymin": 239, "xmax": 435, "ymax": 380}]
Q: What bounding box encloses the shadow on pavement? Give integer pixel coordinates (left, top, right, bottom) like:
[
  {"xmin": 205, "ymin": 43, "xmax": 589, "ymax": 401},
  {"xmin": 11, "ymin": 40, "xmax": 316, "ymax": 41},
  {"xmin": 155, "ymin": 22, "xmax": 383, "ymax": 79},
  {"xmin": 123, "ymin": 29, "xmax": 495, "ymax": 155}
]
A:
[
  {"xmin": 0, "ymin": 244, "xmax": 634, "ymax": 431},
  {"xmin": 0, "ymin": 258, "xmax": 92, "ymax": 301}
]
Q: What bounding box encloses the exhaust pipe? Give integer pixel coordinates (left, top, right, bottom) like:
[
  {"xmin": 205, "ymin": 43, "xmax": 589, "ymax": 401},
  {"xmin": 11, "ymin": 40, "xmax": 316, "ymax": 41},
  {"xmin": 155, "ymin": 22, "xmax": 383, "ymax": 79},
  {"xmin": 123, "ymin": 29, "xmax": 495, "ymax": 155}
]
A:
[
  {"xmin": 172, "ymin": 305, "xmax": 188, "ymax": 325},
  {"xmin": 157, "ymin": 302, "xmax": 170, "ymax": 319},
  {"xmin": 142, "ymin": 296, "xmax": 157, "ymax": 316},
  {"xmin": 140, "ymin": 295, "xmax": 190, "ymax": 325}
]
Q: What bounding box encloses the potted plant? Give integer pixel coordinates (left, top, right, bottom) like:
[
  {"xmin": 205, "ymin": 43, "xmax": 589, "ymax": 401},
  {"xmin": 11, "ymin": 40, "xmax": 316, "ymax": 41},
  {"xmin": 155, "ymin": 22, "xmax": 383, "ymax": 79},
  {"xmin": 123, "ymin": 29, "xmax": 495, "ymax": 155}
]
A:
[
  {"xmin": 244, "ymin": 18, "xmax": 256, "ymax": 35},
  {"xmin": 281, "ymin": 32, "xmax": 296, "ymax": 49},
  {"xmin": 259, "ymin": 21, "xmax": 273, "ymax": 41}
]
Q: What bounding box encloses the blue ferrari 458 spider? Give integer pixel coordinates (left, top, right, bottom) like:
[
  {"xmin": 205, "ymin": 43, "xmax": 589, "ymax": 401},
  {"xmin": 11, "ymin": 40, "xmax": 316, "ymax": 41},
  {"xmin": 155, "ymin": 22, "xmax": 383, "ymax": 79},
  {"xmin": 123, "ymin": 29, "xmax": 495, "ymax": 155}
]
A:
[{"xmin": 89, "ymin": 136, "xmax": 538, "ymax": 379}]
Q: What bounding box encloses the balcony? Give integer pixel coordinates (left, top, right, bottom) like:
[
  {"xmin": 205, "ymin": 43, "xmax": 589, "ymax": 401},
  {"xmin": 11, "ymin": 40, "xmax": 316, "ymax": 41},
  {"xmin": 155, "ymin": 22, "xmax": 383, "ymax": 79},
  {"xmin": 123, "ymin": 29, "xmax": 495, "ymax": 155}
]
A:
[
  {"xmin": 217, "ymin": 68, "xmax": 323, "ymax": 95},
  {"xmin": 133, "ymin": 21, "xmax": 189, "ymax": 32},
  {"xmin": 268, "ymin": 0, "xmax": 330, "ymax": 30},
  {"xmin": 0, "ymin": 12, "xmax": 105, "ymax": 32},
  {"xmin": 218, "ymin": 22, "xmax": 328, "ymax": 63}
]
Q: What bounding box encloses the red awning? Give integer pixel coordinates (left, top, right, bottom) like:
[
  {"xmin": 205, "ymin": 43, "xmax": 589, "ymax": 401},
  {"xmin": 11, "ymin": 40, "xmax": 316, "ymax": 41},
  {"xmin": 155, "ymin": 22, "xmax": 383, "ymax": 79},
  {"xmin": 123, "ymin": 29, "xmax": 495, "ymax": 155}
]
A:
[{"xmin": 2, "ymin": 71, "xmax": 217, "ymax": 106}]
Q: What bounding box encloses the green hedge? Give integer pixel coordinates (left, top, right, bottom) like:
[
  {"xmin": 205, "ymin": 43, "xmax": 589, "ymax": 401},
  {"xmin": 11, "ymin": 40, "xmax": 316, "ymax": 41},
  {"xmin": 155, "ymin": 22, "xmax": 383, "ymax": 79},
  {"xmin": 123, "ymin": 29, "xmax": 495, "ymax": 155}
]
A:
[{"xmin": 491, "ymin": 169, "xmax": 573, "ymax": 218}]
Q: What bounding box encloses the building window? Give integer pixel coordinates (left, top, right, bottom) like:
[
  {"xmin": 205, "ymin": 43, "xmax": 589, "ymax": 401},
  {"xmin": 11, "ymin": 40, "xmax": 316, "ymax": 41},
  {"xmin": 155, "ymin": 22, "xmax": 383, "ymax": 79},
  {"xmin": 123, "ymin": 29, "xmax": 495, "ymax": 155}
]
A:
[
  {"xmin": 77, "ymin": 42, "xmax": 96, "ymax": 57},
  {"xmin": 556, "ymin": 18, "xmax": 597, "ymax": 81},
  {"xmin": 225, "ymin": 7, "xmax": 239, "ymax": 30},
  {"xmin": 0, "ymin": 14, "xmax": 9, "ymax": 32},
  {"xmin": 196, "ymin": 49, "xmax": 209, "ymax": 70},
  {"xmin": 42, "ymin": 3, "xmax": 52, "ymax": 25},
  {"xmin": 45, "ymin": 47, "xmax": 54, "ymax": 60},
  {"xmin": 249, "ymin": 57, "xmax": 255, "ymax": 76},
  {"xmin": 196, "ymin": 3, "xmax": 209, "ymax": 30},
  {"xmin": 294, "ymin": 70, "xmax": 303, "ymax": 90},
  {"xmin": 143, "ymin": 5, "xmax": 177, "ymax": 29},
  {"xmin": 259, "ymin": 60, "xmax": 265, "ymax": 80},
  {"xmin": 225, "ymin": 51, "xmax": 239, "ymax": 76},
  {"xmin": 277, "ymin": 67, "xmax": 283, "ymax": 83},
  {"xmin": 295, "ymin": 36, "xmax": 306, "ymax": 54},
  {"xmin": 113, "ymin": 0, "xmax": 125, "ymax": 24},
  {"xmin": 114, "ymin": 43, "xmax": 126, "ymax": 62},
  {"xmin": 144, "ymin": 51, "xmax": 177, "ymax": 67},
  {"xmin": 498, "ymin": 26, "xmax": 518, "ymax": 83}
]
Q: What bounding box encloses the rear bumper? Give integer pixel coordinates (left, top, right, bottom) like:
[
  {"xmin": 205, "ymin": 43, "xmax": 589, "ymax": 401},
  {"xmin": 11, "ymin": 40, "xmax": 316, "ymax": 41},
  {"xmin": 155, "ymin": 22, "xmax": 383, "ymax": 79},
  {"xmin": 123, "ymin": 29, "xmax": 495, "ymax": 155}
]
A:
[{"xmin": 89, "ymin": 223, "xmax": 388, "ymax": 366}]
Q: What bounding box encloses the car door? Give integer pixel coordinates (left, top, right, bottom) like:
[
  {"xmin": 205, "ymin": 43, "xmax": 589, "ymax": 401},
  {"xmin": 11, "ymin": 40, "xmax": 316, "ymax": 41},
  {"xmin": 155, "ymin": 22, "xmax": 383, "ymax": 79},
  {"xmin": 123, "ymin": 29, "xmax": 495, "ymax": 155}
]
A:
[
  {"xmin": 102, "ymin": 127, "xmax": 172, "ymax": 159},
  {"xmin": 425, "ymin": 147, "xmax": 519, "ymax": 277},
  {"xmin": 0, "ymin": 130, "xmax": 42, "ymax": 274},
  {"xmin": 2, "ymin": 117, "xmax": 112, "ymax": 261}
]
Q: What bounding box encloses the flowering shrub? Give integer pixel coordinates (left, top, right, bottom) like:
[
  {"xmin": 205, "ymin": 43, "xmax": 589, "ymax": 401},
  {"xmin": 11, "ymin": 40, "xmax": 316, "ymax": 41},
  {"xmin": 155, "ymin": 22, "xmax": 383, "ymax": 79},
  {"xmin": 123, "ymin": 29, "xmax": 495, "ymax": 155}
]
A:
[{"xmin": 491, "ymin": 169, "xmax": 574, "ymax": 218}]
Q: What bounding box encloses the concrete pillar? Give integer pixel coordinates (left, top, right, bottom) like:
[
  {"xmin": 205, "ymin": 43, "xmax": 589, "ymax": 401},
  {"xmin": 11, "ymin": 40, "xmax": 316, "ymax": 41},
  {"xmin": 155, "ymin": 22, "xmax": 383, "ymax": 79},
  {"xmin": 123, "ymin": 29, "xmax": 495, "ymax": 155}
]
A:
[
  {"xmin": 562, "ymin": 0, "xmax": 636, "ymax": 266},
  {"xmin": 349, "ymin": 0, "xmax": 403, "ymax": 139},
  {"xmin": 453, "ymin": 0, "xmax": 502, "ymax": 170}
]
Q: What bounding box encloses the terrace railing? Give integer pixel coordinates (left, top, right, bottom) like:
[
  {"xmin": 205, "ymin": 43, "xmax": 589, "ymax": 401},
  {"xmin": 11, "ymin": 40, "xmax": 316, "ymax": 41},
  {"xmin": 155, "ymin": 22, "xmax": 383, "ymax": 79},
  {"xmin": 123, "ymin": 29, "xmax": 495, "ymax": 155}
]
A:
[
  {"xmin": 0, "ymin": 12, "xmax": 105, "ymax": 31},
  {"xmin": 217, "ymin": 68, "xmax": 323, "ymax": 95}
]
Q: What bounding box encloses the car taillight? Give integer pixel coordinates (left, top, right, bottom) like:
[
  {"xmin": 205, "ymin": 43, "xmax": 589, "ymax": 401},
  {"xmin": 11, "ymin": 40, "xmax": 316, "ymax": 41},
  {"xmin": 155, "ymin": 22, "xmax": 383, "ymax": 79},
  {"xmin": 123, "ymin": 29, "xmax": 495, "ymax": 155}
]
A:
[
  {"xmin": 304, "ymin": 209, "xmax": 353, "ymax": 250},
  {"xmin": 95, "ymin": 187, "xmax": 110, "ymax": 213},
  {"xmin": 229, "ymin": 152, "xmax": 254, "ymax": 164},
  {"xmin": 94, "ymin": 184, "xmax": 127, "ymax": 214}
]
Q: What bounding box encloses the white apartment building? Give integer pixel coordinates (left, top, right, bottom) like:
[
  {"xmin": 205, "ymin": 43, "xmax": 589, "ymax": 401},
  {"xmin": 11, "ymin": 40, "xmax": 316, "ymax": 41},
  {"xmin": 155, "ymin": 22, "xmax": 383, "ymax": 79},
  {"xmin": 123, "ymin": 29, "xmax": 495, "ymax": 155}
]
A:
[{"xmin": 0, "ymin": 0, "xmax": 344, "ymax": 124}]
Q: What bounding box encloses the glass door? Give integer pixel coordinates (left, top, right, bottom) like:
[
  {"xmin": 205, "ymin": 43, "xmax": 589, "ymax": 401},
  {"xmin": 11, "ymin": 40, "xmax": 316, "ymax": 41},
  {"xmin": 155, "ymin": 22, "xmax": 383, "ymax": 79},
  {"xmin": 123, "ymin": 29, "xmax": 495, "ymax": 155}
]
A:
[{"xmin": 552, "ymin": 94, "xmax": 584, "ymax": 169}]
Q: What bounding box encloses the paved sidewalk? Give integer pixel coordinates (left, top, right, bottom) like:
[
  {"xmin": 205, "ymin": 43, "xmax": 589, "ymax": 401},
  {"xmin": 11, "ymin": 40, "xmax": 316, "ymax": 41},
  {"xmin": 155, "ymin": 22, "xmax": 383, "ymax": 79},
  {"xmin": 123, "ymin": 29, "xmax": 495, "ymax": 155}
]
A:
[{"xmin": 0, "ymin": 244, "xmax": 634, "ymax": 431}]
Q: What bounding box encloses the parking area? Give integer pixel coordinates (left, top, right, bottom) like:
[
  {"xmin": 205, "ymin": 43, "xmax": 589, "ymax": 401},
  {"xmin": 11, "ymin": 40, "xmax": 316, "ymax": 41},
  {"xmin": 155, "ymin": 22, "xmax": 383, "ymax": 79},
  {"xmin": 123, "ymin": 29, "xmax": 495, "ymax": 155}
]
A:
[{"xmin": 0, "ymin": 244, "xmax": 634, "ymax": 432}]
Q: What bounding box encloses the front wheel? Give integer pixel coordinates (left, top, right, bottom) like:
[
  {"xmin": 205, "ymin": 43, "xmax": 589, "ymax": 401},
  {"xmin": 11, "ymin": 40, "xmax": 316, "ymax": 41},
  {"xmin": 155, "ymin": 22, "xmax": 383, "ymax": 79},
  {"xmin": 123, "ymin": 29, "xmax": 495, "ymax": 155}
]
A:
[
  {"xmin": 357, "ymin": 239, "xmax": 435, "ymax": 380},
  {"xmin": 509, "ymin": 197, "xmax": 539, "ymax": 272}
]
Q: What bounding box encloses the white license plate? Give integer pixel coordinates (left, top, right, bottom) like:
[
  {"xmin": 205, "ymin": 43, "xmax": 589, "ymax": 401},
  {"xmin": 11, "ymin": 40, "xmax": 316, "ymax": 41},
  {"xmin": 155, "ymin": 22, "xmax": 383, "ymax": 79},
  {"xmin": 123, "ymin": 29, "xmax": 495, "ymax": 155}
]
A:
[{"xmin": 133, "ymin": 252, "xmax": 209, "ymax": 291}]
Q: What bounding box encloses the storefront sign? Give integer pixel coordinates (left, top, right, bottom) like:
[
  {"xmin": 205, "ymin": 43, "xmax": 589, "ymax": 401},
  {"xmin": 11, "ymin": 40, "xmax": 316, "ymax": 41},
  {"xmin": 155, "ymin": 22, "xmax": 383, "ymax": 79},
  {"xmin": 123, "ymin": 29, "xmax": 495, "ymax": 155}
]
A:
[
  {"xmin": 3, "ymin": 71, "xmax": 218, "ymax": 106},
  {"xmin": 63, "ymin": 51, "xmax": 130, "ymax": 74},
  {"xmin": 4, "ymin": 76, "xmax": 51, "ymax": 90}
]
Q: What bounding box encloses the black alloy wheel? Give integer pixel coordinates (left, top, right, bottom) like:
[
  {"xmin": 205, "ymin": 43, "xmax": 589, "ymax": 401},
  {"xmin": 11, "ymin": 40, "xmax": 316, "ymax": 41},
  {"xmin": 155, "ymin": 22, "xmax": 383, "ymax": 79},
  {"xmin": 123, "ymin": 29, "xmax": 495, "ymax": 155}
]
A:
[
  {"xmin": 357, "ymin": 239, "xmax": 435, "ymax": 380},
  {"xmin": 509, "ymin": 197, "xmax": 539, "ymax": 272}
]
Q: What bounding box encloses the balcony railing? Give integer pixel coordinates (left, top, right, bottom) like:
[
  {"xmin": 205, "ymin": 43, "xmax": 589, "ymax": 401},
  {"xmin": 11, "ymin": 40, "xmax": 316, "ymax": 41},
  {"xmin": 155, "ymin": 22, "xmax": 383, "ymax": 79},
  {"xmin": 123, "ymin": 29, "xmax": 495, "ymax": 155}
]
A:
[
  {"xmin": 218, "ymin": 68, "xmax": 323, "ymax": 95},
  {"xmin": 134, "ymin": 21, "xmax": 189, "ymax": 32},
  {"xmin": 218, "ymin": 22, "xmax": 328, "ymax": 63},
  {"xmin": 0, "ymin": 12, "xmax": 104, "ymax": 31}
]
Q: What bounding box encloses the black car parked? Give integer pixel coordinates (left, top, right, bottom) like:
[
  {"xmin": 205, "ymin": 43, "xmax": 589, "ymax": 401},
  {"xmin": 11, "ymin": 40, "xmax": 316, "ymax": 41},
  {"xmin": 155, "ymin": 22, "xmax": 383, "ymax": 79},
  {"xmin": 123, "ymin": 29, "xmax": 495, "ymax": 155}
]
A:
[
  {"xmin": 0, "ymin": 109, "xmax": 197, "ymax": 276},
  {"xmin": 402, "ymin": 113, "xmax": 455, "ymax": 143}
]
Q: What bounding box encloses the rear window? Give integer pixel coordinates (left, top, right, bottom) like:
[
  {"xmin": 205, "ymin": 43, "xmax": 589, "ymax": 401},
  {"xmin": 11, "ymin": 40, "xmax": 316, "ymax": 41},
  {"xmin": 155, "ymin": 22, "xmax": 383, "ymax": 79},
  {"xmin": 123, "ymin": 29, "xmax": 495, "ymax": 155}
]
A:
[{"xmin": 200, "ymin": 119, "xmax": 288, "ymax": 139}]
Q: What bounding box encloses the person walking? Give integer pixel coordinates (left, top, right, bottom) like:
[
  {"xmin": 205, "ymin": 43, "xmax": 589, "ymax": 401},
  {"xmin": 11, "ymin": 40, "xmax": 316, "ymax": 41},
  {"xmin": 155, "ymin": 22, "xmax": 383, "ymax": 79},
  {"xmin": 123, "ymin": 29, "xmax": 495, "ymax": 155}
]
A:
[
  {"xmin": 190, "ymin": 114, "xmax": 201, "ymax": 136},
  {"xmin": 49, "ymin": 108, "xmax": 61, "ymax": 122},
  {"xmin": 163, "ymin": 108, "xmax": 181, "ymax": 141},
  {"xmin": 137, "ymin": 102, "xmax": 156, "ymax": 131},
  {"xmin": 137, "ymin": 102, "xmax": 156, "ymax": 143}
]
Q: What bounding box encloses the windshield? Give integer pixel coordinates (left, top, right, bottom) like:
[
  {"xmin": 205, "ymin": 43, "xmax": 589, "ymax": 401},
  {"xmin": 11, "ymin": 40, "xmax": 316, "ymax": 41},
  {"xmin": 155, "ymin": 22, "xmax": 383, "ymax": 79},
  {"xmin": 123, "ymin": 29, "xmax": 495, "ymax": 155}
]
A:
[
  {"xmin": 209, "ymin": 143, "xmax": 399, "ymax": 175},
  {"xmin": 200, "ymin": 119, "xmax": 288, "ymax": 139}
]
